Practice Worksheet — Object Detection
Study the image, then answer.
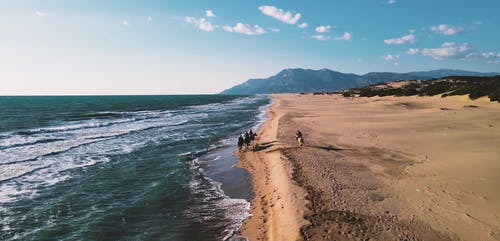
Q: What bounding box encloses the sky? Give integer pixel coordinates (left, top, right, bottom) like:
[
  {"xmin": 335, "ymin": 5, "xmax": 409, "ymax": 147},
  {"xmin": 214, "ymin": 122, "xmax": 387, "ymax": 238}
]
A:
[{"xmin": 1, "ymin": 0, "xmax": 499, "ymax": 95}]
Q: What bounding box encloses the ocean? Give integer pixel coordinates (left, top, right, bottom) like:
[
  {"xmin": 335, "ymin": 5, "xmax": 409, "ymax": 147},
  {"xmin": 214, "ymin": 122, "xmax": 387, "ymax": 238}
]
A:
[{"xmin": 0, "ymin": 95, "xmax": 270, "ymax": 241}]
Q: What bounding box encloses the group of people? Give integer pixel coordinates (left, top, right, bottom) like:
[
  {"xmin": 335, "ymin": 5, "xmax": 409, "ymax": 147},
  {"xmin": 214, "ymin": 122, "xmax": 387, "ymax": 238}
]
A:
[
  {"xmin": 237, "ymin": 129, "xmax": 257, "ymax": 150},
  {"xmin": 237, "ymin": 129, "xmax": 305, "ymax": 151}
]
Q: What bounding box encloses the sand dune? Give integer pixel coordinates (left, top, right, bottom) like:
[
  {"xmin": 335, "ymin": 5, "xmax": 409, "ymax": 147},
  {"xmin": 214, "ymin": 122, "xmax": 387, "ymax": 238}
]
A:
[{"xmin": 237, "ymin": 94, "xmax": 500, "ymax": 241}]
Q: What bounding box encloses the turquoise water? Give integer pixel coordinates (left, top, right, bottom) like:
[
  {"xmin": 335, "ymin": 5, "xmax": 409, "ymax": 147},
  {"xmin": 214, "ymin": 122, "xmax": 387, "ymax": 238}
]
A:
[{"xmin": 0, "ymin": 95, "xmax": 269, "ymax": 240}]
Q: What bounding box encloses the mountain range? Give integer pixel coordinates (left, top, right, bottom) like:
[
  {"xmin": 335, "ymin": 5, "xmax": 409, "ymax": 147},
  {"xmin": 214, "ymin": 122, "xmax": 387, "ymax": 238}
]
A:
[{"xmin": 220, "ymin": 68, "xmax": 499, "ymax": 94}]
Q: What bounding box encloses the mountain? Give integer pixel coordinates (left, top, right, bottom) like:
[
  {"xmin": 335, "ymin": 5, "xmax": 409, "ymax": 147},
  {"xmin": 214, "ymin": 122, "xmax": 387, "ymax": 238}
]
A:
[
  {"xmin": 407, "ymin": 69, "xmax": 500, "ymax": 78},
  {"xmin": 221, "ymin": 69, "xmax": 366, "ymax": 95},
  {"xmin": 220, "ymin": 68, "xmax": 499, "ymax": 95}
]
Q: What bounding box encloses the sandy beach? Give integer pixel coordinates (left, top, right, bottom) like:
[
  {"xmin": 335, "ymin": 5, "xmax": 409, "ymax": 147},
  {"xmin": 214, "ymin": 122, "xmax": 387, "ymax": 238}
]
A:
[{"xmin": 236, "ymin": 94, "xmax": 500, "ymax": 241}]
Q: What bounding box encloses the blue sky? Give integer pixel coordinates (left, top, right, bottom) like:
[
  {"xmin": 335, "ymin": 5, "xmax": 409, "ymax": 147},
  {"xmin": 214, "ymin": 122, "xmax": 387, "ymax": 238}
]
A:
[{"xmin": 1, "ymin": 0, "xmax": 499, "ymax": 95}]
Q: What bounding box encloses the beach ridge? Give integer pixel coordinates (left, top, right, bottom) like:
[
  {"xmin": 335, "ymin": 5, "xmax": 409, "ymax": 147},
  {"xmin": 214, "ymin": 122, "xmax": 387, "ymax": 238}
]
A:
[{"xmin": 236, "ymin": 97, "xmax": 309, "ymax": 241}]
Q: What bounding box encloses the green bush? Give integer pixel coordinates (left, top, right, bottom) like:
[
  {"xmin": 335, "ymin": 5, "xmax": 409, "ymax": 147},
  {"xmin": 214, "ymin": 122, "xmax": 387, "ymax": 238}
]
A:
[{"xmin": 342, "ymin": 75, "xmax": 500, "ymax": 102}]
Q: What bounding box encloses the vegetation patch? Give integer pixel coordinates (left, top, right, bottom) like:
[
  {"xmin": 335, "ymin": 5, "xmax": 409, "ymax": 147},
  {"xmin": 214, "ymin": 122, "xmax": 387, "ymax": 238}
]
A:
[{"xmin": 342, "ymin": 75, "xmax": 500, "ymax": 102}]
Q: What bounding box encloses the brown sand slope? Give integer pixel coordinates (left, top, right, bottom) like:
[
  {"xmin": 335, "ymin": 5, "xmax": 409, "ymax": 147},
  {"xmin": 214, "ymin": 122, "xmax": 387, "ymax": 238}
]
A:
[{"xmin": 237, "ymin": 94, "xmax": 500, "ymax": 241}]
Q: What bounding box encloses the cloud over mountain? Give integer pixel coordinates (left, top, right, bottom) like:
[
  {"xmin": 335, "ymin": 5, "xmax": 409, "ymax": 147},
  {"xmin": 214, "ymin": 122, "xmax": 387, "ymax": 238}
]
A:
[
  {"xmin": 258, "ymin": 6, "xmax": 302, "ymax": 24},
  {"xmin": 431, "ymin": 24, "xmax": 464, "ymax": 35},
  {"xmin": 384, "ymin": 31, "xmax": 416, "ymax": 45},
  {"xmin": 185, "ymin": 17, "xmax": 215, "ymax": 32},
  {"xmin": 223, "ymin": 23, "xmax": 266, "ymax": 35}
]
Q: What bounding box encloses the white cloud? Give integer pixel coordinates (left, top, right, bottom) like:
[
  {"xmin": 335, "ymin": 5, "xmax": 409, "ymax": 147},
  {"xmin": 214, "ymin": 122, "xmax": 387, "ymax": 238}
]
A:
[
  {"xmin": 185, "ymin": 17, "xmax": 215, "ymax": 32},
  {"xmin": 387, "ymin": 0, "xmax": 397, "ymax": 4},
  {"xmin": 223, "ymin": 22, "xmax": 266, "ymax": 35},
  {"xmin": 206, "ymin": 10, "xmax": 216, "ymax": 18},
  {"xmin": 312, "ymin": 35, "xmax": 330, "ymax": 41},
  {"xmin": 384, "ymin": 31, "xmax": 416, "ymax": 45},
  {"xmin": 407, "ymin": 48, "xmax": 419, "ymax": 55},
  {"xmin": 35, "ymin": 10, "xmax": 46, "ymax": 17},
  {"xmin": 487, "ymin": 60, "xmax": 500, "ymax": 65},
  {"xmin": 335, "ymin": 32, "xmax": 352, "ymax": 41},
  {"xmin": 258, "ymin": 6, "xmax": 301, "ymax": 25},
  {"xmin": 315, "ymin": 25, "xmax": 332, "ymax": 33},
  {"xmin": 147, "ymin": 16, "xmax": 153, "ymax": 22},
  {"xmin": 481, "ymin": 52, "xmax": 497, "ymax": 59},
  {"xmin": 414, "ymin": 43, "xmax": 500, "ymax": 63},
  {"xmin": 382, "ymin": 54, "xmax": 400, "ymax": 61},
  {"xmin": 464, "ymin": 51, "xmax": 500, "ymax": 61},
  {"xmin": 268, "ymin": 27, "xmax": 280, "ymax": 32},
  {"xmin": 122, "ymin": 20, "xmax": 129, "ymax": 26},
  {"xmin": 298, "ymin": 22, "xmax": 308, "ymax": 28},
  {"xmin": 430, "ymin": 24, "xmax": 464, "ymax": 35},
  {"xmin": 421, "ymin": 42, "xmax": 471, "ymax": 60}
]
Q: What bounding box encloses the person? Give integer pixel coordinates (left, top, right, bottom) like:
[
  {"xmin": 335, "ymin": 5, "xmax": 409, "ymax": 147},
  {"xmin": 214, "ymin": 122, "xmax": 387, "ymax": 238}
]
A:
[
  {"xmin": 295, "ymin": 130, "xmax": 304, "ymax": 146},
  {"xmin": 249, "ymin": 129, "xmax": 254, "ymax": 140},
  {"xmin": 237, "ymin": 135, "xmax": 244, "ymax": 150},
  {"xmin": 244, "ymin": 131, "xmax": 251, "ymax": 147},
  {"xmin": 249, "ymin": 129, "xmax": 257, "ymax": 140}
]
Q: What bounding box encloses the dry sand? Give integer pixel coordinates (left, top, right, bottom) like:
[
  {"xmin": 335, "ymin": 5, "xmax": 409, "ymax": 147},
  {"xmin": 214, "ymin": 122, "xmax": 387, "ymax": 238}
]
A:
[
  {"xmin": 236, "ymin": 93, "xmax": 500, "ymax": 241},
  {"xmin": 236, "ymin": 98, "xmax": 308, "ymax": 241}
]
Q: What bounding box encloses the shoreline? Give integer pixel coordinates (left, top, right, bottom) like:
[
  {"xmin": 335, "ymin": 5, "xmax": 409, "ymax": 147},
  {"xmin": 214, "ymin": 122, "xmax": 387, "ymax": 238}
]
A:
[
  {"xmin": 235, "ymin": 96, "xmax": 308, "ymax": 241},
  {"xmin": 199, "ymin": 96, "xmax": 272, "ymax": 241},
  {"xmin": 236, "ymin": 93, "xmax": 500, "ymax": 241}
]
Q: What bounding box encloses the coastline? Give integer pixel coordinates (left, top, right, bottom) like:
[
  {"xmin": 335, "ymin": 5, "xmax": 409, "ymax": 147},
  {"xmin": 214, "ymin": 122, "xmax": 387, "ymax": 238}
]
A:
[
  {"xmin": 235, "ymin": 96, "xmax": 308, "ymax": 241},
  {"xmin": 236, "ymin": 93, "xmax": 500, "ymax": 241}
]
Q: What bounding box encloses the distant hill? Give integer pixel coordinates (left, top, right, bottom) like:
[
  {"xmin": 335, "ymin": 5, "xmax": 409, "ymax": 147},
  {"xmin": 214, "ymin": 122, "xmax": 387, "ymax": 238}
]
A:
[
  {"xmin": 407, "ymin": 69, "xmax": 499, "ymax": 78},
  {"xmin": 341, "ymin": 75, "xmax": 500, "ymax": 102},
  {"xmin": 220, "ymin": 68, "xmax": 499, "ymax": 94}
]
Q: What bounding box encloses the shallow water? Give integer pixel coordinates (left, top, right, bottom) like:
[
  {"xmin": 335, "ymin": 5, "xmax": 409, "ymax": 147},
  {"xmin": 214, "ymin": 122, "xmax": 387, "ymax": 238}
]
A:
[{"xmin": 0, "ymin": 95, "xmax": 269, "ymax": 240}]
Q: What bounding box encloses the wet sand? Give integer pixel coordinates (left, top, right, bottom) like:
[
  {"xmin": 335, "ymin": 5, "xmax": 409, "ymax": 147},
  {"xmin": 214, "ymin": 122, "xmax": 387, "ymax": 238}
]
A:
[{"xmin": 236, "ymin": 94, "xmax": 500, "ymax": 241}]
